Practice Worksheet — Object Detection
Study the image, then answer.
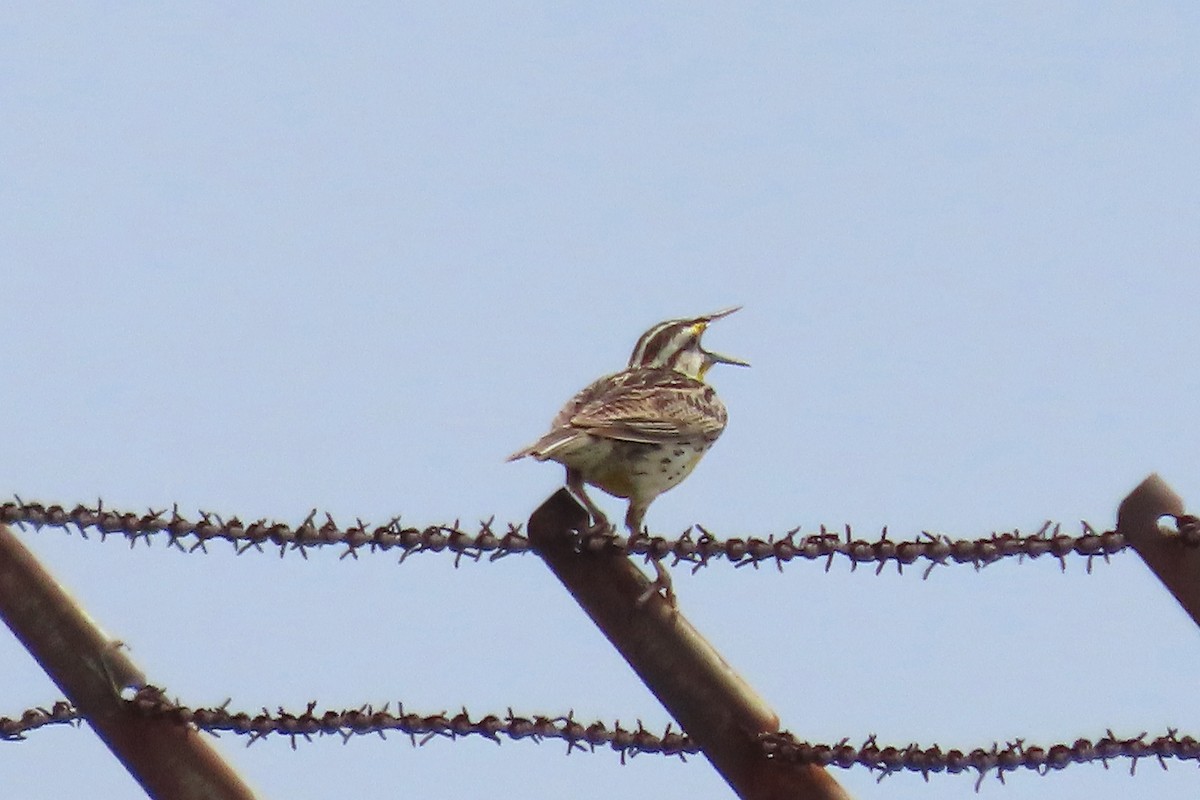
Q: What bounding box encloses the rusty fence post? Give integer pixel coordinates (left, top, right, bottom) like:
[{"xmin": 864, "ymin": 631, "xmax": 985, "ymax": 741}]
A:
[
  {"xmin": 528, "ymin": 489, "xmax": 853, "ymax": 800},
  {"xmin": 1116, "ymin": 474, "xmax": 1200, "ymax": 627},
  {"xmin": 0, "ymin": 522, "xmax": 258, "ymax": 800}
]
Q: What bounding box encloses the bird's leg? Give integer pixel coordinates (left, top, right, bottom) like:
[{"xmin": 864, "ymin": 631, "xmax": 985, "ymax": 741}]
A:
[
  {"xmin": 628, "ymin": 502, "xmax": 676, "ymax": 608},
  {"xmin": 565, "ymin": 468, "xmax": 611, "ymax": 535},
  {"xmin": 642, "ymin": 559, "xmax": 677, "ymax": 609}
]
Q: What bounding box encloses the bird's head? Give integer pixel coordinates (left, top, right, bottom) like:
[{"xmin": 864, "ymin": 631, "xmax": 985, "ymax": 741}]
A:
[{"xmin": 627, "ymin": 306, "xmax": 750, "ymax": 380}]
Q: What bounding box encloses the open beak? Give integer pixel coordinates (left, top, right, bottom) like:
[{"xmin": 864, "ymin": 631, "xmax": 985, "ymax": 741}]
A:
[
  {"xmin": 704, "ymin": 349, "xmax": 750, "ymax": 368},
  {"xmin": 699, "ymin": 306, "xmax": 743, "ymax": 324},
  {"xmin": 695, "ymin": 307, "xmax": 749, "ymax": 367}
]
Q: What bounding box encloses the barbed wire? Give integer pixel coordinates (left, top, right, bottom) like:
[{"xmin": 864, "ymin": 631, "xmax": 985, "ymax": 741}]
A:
[
  {"xmin": 4, "ymin": 691, "xmax": 1197, "ymax": 788},
  {"xmin": 760, "ymin": 728, "xmax": 1199, "ymax": 789},
  {"xmin": 1, "ymin": 689, "xmax": 697, "ymax": 762},
  {"xmin": 5, "ymin": 498, "xmax": 1197, "ymax": 576},
  {"xmin": 0, "ymin": 701, "xmax": 78, "ymax": 740}
]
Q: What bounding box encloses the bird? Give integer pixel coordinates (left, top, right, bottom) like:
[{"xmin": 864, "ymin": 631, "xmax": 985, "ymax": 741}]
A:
[{"xmin": 507, "ymin": 307, "xmax": 748, "ymax": 605}]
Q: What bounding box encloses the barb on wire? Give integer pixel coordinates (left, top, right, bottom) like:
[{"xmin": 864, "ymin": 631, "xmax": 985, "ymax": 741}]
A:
[
  {"xmin": 1, "ymin": 690, "xmax": 698, "ymax": 761},
  {"xmin": 760, "ymin": 728, "xmax": 1200, "ymax": 789},
  {"xmin": 4, "ymin": 498, "xmax": 1196, "ymax": 575},
  {"xmin": 6, "ymin": 692, "xmax": 1200, "ymax": 788},
  {"xmin": 0, "ymin": 701, "xmax": 79, "ymax": 740}
]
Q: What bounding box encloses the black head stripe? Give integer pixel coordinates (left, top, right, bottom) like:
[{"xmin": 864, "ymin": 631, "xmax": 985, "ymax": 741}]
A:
[{"xmin": 629, "ymin": 320, "xmax": 686, "ymax": 368}]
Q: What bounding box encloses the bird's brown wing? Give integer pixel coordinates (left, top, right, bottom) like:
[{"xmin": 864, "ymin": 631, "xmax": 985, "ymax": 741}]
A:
[
  {"xmin": 507, "ymin": 368, "xmax": 727, "ymax": 461},
  {"xmin": 505, "ymin": 371, "xmax": 623, "ymax": 460},
  {"xmin": 565, "ymin": 368, "xmax": 728, "ymax": 444}
]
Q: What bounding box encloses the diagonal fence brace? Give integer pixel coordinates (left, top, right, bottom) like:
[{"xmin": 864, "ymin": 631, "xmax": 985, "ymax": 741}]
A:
[
  {"xmin": 0, "ymin": 522, "xmax": 257, "ymax": 800},
  {"xmin": 528, "ymin": 489, "xmax": 852, "ymax": 800},
  {"xmin": 1117, "ymin": 474, "xmax": 1200, "ymax": 627}
]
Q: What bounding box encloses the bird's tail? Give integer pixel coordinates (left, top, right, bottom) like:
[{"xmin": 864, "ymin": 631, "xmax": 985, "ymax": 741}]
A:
[
  {"xmin": 505, "ymin": 430, "xmax": 578, "ymax": 462},
  {"xmin": 505, "ymin": 445, "xmax": 537, "ymax": 462}
]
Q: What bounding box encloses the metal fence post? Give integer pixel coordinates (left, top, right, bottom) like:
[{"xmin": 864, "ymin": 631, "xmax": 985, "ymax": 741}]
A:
[
  {"xmin": 1117, "ymin": 474, "xmax": 1200, "ymax": 627},
  {"xmin": 529, "ymin": 489, "xmax": 853, "ymax": 800},
  {"xmin": 0, "ymin": 523, "xmax": 257, "ymax": 800}
]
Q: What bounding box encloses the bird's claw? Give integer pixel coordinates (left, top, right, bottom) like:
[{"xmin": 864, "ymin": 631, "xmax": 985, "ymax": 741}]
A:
[
  {"xmin": 635, "ymin": 559, "xmax": 677, "ymax": 609},
  {"xmin": 585, "ymin": 517, "xmax": 614, "ymax": 537}
]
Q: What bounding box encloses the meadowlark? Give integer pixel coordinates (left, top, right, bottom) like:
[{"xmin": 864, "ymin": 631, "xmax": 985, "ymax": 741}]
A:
[{"xmin": 508, "ymin": 307, "xmax": 748, "ymax": 605}]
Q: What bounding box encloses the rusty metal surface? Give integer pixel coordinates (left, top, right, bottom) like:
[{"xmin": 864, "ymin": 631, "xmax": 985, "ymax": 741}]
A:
[
  {"xmin": 528, "ymin": 488, "xmax": 853, "ymax": 800},
  {"xmin": 759, "ymin": 728, "xmax": 1196, "ymax": 788},
  {"xmin": 6, "ymin": 695, "xmax": 1195, "ymax": 787},
  {"xmin": 1117, "ymin": 474, "xmax": 1200, "ymax": 627},
  {"xmin": 0, "ymin": 522, "xmax": 257, "ymax": 800},
  {"xmin": 6, "ymin": 694, "xmax": 1197, "ymax": 789},
  {"xmin": 5, "ymin": 484, "xmax": 1196, "ymax": 796},
  {"xmin": 0, "ymin": 497, "xmax": 1145, "ymax": 574},
  {"xmin": 6, "ymin": 483, "xmax": 1198, "ymax": 794},
  {"xmin": 4, "ymin": 689, "xmax": 701, "ymax": 757}
]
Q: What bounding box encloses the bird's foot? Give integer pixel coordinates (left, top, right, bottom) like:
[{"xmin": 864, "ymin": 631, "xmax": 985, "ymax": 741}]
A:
[
  {"xmin": 567, "ymin": 514, "xmax": 614, "ymax": 553},
  {"xmin": 585, "ymin": 516, "xmax": 614, "ymax": 537},
  {"xmin": 635, "ymin": 559, "xmax": 677, "ymax": 609}
]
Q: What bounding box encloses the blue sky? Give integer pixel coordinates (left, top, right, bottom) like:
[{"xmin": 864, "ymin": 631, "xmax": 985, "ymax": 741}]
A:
[{"xmin": 2, "ymin": 4, "xmax": 1199, "ymax": 799}]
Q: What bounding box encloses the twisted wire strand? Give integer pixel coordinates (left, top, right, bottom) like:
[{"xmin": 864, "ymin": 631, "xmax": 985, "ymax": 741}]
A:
[
  {"xmin": 4, "ymin": 691, "xmax": 1197, "ymax": 787},
  {"xmin": 0, "ymin": 701, "xmax": 78, "ymax": 740},
  {"xmin": 7, "ymin": 498, "xmax": 1194, "ymax": 575},
  {"xmin": 0, "ymin": 690, "xmax": 696, "ymax": 762},
  {"xmin": 759, "ymin": 728, "xmax": 1200, "ymax": 789}
]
